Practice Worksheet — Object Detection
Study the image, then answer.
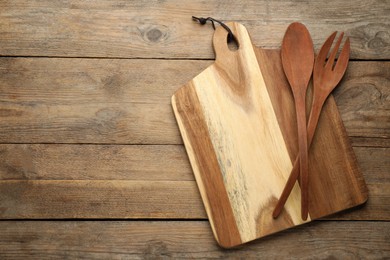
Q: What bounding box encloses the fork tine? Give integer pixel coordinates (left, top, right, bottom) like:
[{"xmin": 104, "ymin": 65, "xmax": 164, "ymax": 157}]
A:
[
  {"xmin": 314, "ymin": 31, "xmax": 337, "ymax": 71},
  {"xmin": 332, "ymin": 37, "xmax": 350, "ymax": 84},
  {"xmin": 325, "ymin": 32, "xmax": 344, "ymax": 70}
]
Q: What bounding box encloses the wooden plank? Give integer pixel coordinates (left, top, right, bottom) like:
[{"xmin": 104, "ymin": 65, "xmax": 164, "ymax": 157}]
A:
[
  {"xmin": 353, "ymin": 147, "xmax": 389, "ymax": 184},
  {"xmin": 0, "ymin": 145, "xmax": 388, "ymax": 220},
  {"xmin": 0, "ymin": 180, "xmax": 205, "ymax": 219},
  {"xmin": 0, "ymin": 58, "xmax": 388, "ymax": 144},
  {"xmin": 0, "ymin": 58, "xmax": 211, "ymax": 105},
  {"xmin": 335, "ymin": 61, "xmax": 390, "ymax": 140},
  {"xmin": 0, "ymin": 144, "xmax": 193, "ymax": 181},
  {"xmin": 0, "ymin": 180, "xmax": 390, "ymax": 221},
  {"xmin": 351, "ymin": 137, "xmax": 390, "ymax": 148},
  {"xmin": 0, "ymin": 0, "xmax": 389, "ymax": 59},
  {"xmin": 2, "ymin": 179, "xmax": 385, "ymax": 220},
  {"xmin": 0, "ymin": 221, "xmax": 388, "ymax": 259},
  {"xmin": 329, "ymin": 183, "xmax": 389, "ymax": 220},
  {"xmin": 0, "ymin": 58, "xmax": 211, "ymax": 144},
  {"xmin": 1, "ymin": 145, "xmax": 386, "ymax": 183}
]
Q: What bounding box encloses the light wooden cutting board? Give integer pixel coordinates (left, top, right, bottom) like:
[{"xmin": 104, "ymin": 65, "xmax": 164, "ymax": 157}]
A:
[{"xmin": 171, "ymin": 22, "xmax": 368, "ymax": 248}]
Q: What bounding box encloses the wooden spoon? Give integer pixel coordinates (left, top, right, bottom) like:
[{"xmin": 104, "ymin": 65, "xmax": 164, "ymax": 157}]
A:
[{"xmin": 280, "ymin": 22, "xmax": 314, "ymax": 220}]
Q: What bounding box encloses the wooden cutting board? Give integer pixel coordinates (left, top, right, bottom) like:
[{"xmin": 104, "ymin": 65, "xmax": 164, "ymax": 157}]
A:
[{"xmin": 171, "ymin": 22, "xmax": 368, "ymax": 248}]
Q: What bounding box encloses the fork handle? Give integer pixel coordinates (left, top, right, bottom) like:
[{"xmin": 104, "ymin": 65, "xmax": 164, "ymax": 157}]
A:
[{"xmin": 273, "ymin": 95, "xmax": 325, "ymax": 218}]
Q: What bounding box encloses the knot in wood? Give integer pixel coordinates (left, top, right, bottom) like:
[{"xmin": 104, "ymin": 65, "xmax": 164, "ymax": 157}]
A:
[
  {"xmin": 139, "ymin": 25, "xmax": 168, "ymax": 43},
  {"xmin": 147, "ymin": 28, "xmax": 163, "ymax": 42}
]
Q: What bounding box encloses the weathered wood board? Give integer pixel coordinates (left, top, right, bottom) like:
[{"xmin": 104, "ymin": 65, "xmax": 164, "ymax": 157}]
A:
[{"xmin": 172, "ymin": 22, "xmax": 368, "ymax": 247}]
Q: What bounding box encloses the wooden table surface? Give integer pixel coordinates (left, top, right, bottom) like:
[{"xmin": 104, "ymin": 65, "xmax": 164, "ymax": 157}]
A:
[{"xmin": 0, "ymin": 1, "xmax": 389, "ymax": 258}]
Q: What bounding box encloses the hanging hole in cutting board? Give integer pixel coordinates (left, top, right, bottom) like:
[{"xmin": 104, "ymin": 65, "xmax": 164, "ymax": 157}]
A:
[{"xmin": 227, "ymin": 34, "xmax": 239, "ymax": 51}]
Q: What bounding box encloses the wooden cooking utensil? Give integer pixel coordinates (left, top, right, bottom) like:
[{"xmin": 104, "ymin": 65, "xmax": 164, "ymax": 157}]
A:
[
  {"xmin": 280, "ymin": 22, "xmax": 314, "ymax": 220},
  {"xmin": 273, "ymin": 32, "xmax": 351, "ymax": 218}
]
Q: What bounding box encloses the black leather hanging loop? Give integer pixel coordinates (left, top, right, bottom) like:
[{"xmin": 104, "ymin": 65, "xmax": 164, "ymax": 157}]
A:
[{"xmin": 192, "ymin": 16, "xmax": 234, "ymax": 43}]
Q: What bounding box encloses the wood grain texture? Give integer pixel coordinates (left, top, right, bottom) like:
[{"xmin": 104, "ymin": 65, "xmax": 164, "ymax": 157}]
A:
[
  {"xmin": 0, "ymin": 58, "xmax": 387, "ymax": 145},
  {"xmin": 0, "ymin": 144, "xmax": 193, "ymax": 181},
  {"xmin": 0, "ymin": 0, "xmax": 389, "ymax": 59},
  {"xmin": 0, "ymin": 180, "xmax": 386, "ymax": 220},
  {"xmin": 0, "ymin": 221, "xmax": 389, "ymax": 259},
  {"xmin": 1, "ymin": 145, "xmax": 386, "ymax": 183},
  {"xmin": 173, "ymin": 84, "xmax": 241, "ymax": 247},
  {"xmin": 273, "ymin": 31, "xmax": 351, "ymax": 219},
  {"xmin": 351, "ymin": 137, "xmax": 390, "ymax": 148},
  {"xmin": 280, "ymin": 22, "xmax": 315, "ymax": 220},
  {"xmin": 0, "ymin": 58, "xmax": 211, "ymax": 144},
  {"xmin": 0, "ymin": 0, "xmax": 388, "ymax": 256},
  {"xmin": 255, "ymin": 48, "xmax": 368, "ymax": 221},
  {"xmin": 257, "ymin": 49, "xmax": 367, "ymax": 219},
  {"xmin": 173, "ymin": 23, "xmax": 307, "ymax": 247},
  {"xmin": 334, "ymin": 61, "xmax": 390, "ymax": 140},
  {"xmin": 0, "ymin": 145, "xmax": 388, "ymax": 220},
  {"xmin": 0, "ymin": 180, "xmax": 204, "ymax": 219},
  {"xmin": 173, "ymin": 23, "xmax": 370, "ymax": 246}
]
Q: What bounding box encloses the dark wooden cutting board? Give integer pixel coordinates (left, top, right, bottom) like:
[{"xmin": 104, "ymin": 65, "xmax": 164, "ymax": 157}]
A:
[{"xmin": 171, "ymin": 22, "xmax": 368, "ymax": 248}]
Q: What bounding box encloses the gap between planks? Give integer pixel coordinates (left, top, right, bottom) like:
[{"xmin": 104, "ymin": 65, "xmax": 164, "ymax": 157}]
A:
[{"xmin": 0, "ymin": 55, "xmax": 389, "ymax": 62}]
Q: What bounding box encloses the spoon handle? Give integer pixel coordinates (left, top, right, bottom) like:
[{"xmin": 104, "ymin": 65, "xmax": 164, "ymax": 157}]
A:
[
  {"xmin": 294, "ymin": 93, "xmax": 309, "ymax": 220},
  {"xmin": 273, "ymin": 94, "xmax": 325, "ymax": 218}
]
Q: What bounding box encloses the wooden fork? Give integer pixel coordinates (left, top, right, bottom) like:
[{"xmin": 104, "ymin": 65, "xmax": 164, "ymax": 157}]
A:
[{"xmin": 273, "ymin": 32, "xmax": 351, "ymax": 218}]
